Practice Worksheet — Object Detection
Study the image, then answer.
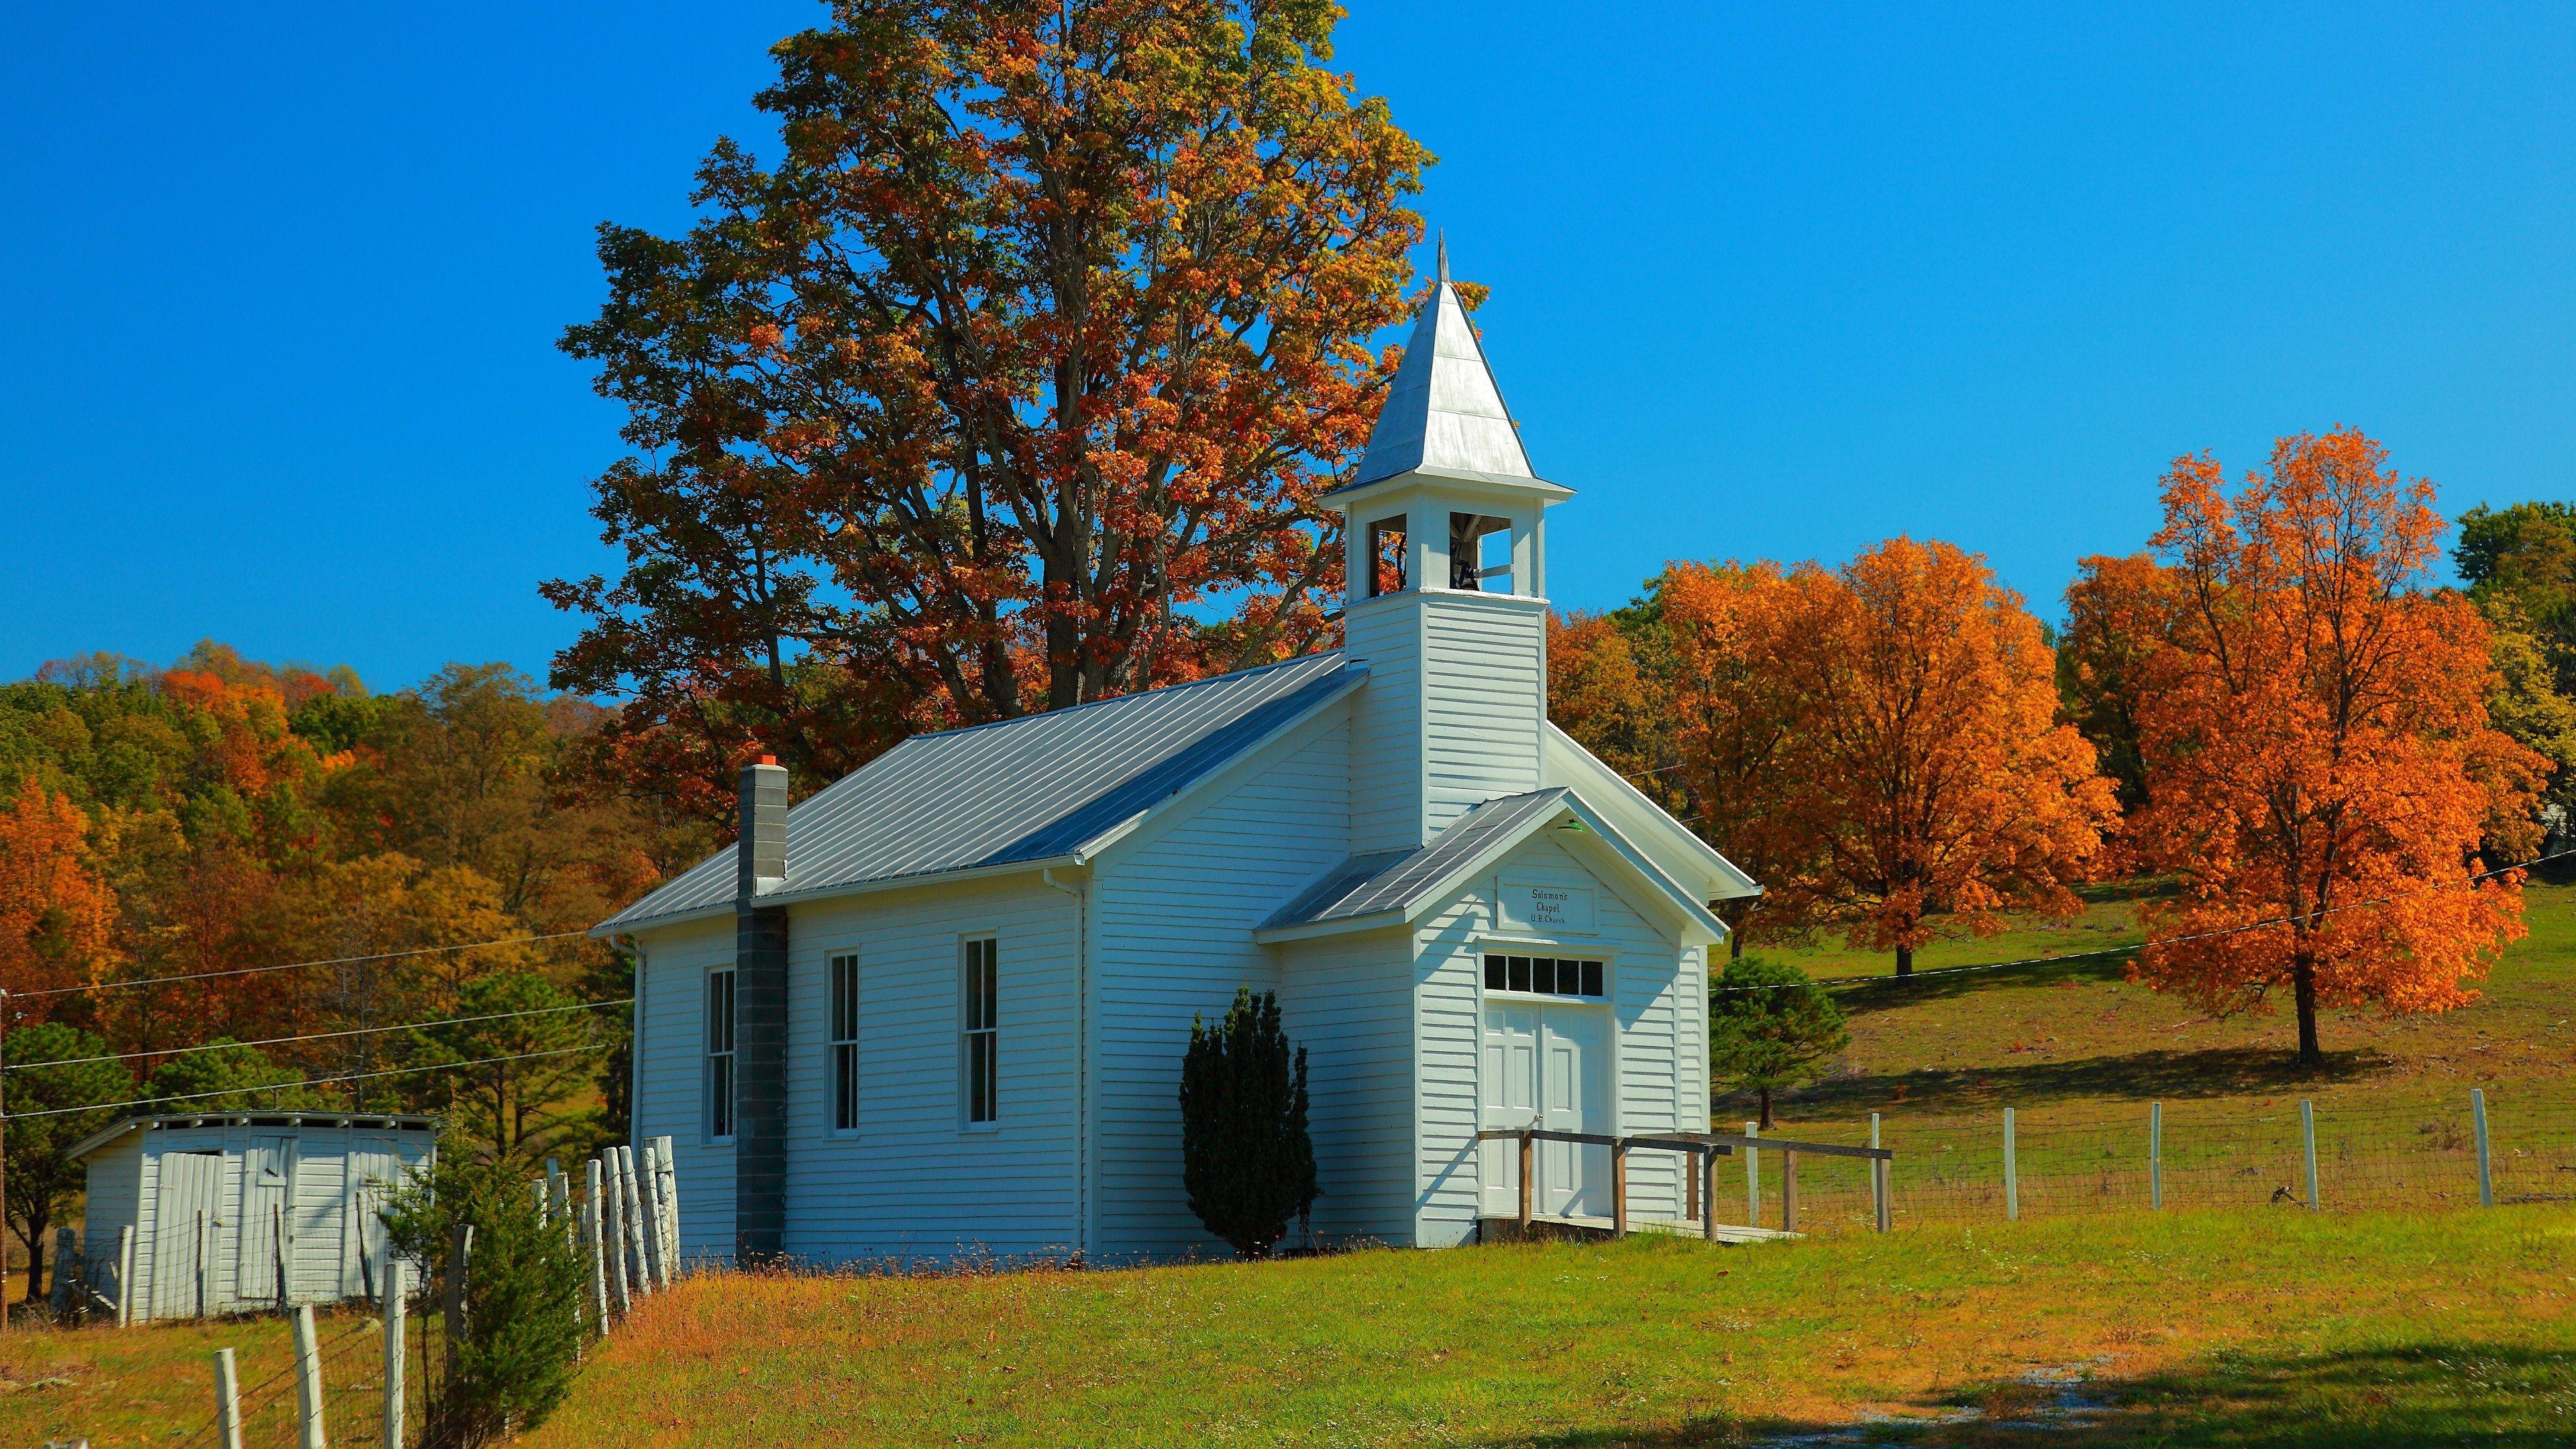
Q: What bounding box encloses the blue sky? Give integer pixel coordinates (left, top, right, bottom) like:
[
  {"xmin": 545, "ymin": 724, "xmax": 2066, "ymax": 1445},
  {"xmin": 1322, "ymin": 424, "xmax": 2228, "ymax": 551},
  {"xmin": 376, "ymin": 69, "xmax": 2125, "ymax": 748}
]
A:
[{"xmin": 3, "ymin": 2, "xmax": 2569, "ymax": 691}]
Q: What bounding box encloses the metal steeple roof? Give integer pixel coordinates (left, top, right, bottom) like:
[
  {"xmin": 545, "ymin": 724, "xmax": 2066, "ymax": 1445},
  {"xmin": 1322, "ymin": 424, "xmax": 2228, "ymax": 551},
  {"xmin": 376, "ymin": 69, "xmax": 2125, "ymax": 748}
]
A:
[{"xmin": 1346, "ymin": 235, "xmax": 1538, "ymax": 489}]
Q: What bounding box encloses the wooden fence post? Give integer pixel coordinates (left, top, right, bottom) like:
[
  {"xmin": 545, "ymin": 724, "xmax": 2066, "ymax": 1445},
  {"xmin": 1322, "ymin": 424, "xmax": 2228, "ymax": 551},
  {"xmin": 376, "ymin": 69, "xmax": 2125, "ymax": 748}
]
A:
[
  {"xmin": 635, "ymin": 1144, "xmax": 667, "ymax": 1289},
  {"xmin": 444, "ymin": 1222, "xmax": 474, "ymax": 1381},
  {"xmin": 2002, "ymin": 1108, "xmax": 2019, "ymax": 1222},
  {"xmin": 1517, "ymin": 1132, "xmax": 1533, "ymax": 1228},
  {"xmin": 1743, "ymin": 1122, "xmax": 1760, "ymax": 1228},
  {"xmin": 383, "ymin": 1261, "xmax": 407, "ymax": 1449},
  {"xmin": 602, "ymin": 1156, "xmax": 629, "ymax": 1313},
  {"xmin": 2472, "ymin": 1089, "xmax": 2493, "ymax": 1208},
  {"xmin": 1700, "ymin": 1147, "xmax": 1717, "ymax": 1240},
  {"xmin": 586, "ymin": 1158, "xmax": 613, "ymax": 1329},
  {"xmin": 1868, "ymin": 1113, "xmax": 1886, "ymax": 1231},
  {"xmin": 1780, "ymin": 1150, "xmax": 1799, "ymax": 1232},
  {"xmin": 214, "ymin": 1345, "xmax": 245, "ymax": 1449},
  {"xmin": 292, "ymin": 1302, "xmax": 327, "ymax": 1449},
  {"xmin": 1610, "ymin": 1140, "xmax": 1629, "ymax": 1238},
  {"xmin": 617, "ymin": 1147, "xmax": 653, "ymax": 1297},
  {"xmin": 1684, "ymin": 1142, "xmax": 1699, "ymax": 1222},
  {"xmin": 1872, "ymin": 1157, "xmax": 1892, "ymax": 1232},
  {"xmin": 651, "ymin": 1136, "xmax": 681, "ymax": 1283},
  {"xmin": 2149, "ymin": 1102, "xmax": 2163, "ymax": 1211},
  {"xmin": 116, "ymin": 1224, "xmax": 136, "ymax": 1328},
  {"xmin": 2301, "ymin": 1099, "xmax": 2320, "ymax": 1210}
]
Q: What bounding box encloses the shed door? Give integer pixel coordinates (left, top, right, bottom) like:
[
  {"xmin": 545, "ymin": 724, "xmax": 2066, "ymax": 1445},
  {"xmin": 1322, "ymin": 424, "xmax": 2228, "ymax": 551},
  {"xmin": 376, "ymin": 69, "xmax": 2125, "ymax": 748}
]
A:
[
  {"xmin": 346, "ymin": 1136, "xmax": 404, "ymax": 1299},
  {"xmin": 237, "ymin": 1136, "xmax": 296, "ymax": 1307},
  {"xmin": 150, "ymin": 1152, "xmax": 222, "ymax": 1320}
]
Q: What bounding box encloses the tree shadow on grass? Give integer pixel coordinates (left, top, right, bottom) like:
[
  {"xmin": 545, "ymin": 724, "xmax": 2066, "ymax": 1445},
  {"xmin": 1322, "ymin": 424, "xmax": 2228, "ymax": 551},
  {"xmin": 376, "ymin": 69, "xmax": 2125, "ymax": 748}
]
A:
[
  {"xmin": 1468, "ymin": 1344, "xmax": 2575, "ymax": 1447},
  {"xmin": 1828, "ymin": 953, "xmax": 2135, "ymax": 1018},
  {"xmin": 1744, "ymin": 1044, "xmax": 2391, "ymax": 1119}
]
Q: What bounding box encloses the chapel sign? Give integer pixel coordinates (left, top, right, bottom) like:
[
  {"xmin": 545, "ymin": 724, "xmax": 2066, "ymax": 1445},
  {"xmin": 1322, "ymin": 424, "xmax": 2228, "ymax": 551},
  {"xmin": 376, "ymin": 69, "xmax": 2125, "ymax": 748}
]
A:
[{"xmin": 1495, "ymin": 873, "xmax": 1596, "ymax": 933}]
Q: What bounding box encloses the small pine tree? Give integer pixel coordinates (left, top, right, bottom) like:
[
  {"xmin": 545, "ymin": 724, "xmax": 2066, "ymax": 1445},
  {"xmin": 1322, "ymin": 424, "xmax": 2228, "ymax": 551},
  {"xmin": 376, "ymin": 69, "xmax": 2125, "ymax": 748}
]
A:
[
  {"xmin": 1709, "ymin": 957, "xmax": 1850, "ymax": 1129},
  {"xmin": 1178, "ymin": 988, "xmax": 1318, "ymax": 1258},
  {"xmin": 380, "ymin": 1140, "xmax": 588, "ymax": 1448}
]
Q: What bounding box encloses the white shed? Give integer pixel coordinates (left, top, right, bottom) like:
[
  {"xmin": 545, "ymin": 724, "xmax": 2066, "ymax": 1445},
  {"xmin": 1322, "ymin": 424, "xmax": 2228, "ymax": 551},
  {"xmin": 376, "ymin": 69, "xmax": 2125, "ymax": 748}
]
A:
[{"xmin": 71, "ymin": 1112, "xmax": 436, "ymax": 1322}]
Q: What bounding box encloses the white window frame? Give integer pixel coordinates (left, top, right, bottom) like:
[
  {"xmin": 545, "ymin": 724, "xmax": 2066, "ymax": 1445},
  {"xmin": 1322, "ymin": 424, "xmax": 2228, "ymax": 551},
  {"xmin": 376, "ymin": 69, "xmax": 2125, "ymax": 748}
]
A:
[
  {"xmin": 704, "ymin": 966, "xmax": 737, "ymax": 1144},
  {"xmin": 961, "ymin": 936, "xmax": 999, "ymax": 1128},
  {"xmin": 828, "ymin": 951, "xmax": 860, "ymax": 1135}
]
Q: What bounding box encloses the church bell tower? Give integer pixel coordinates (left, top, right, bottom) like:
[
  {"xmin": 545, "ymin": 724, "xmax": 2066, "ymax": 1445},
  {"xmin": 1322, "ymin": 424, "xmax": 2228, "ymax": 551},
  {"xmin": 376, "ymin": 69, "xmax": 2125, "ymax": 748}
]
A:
[{"xmin": 1335, "ymin": 240, "xmax": 1572, "ymax": 854}]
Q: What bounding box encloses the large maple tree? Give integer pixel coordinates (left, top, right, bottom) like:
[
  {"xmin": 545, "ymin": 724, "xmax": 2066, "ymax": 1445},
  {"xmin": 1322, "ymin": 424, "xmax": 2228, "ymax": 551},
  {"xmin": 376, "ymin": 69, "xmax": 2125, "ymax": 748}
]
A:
[
  {"xmin": 548, "ymin": 0, "xmax": 1432, "ymax": 816},
  {"xmin": 2117, "ymin": 431, "xmax": 2542, "ymax": 1067},
  {"xmin": 1765, "ymin": 539, "xmax": 2116, "ymax": 975}
]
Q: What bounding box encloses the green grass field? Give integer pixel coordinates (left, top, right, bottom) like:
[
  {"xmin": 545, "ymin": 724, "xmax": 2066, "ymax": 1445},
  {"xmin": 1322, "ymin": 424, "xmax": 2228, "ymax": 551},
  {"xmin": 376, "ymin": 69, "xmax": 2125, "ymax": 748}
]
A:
[
  {"xmin": 11, "ymin": 1208, "xmax": 2569, "ymax": 1448},
  {"xmin": 8, "ymin": 880, "xmax": 2571, "ymax": 1447}
]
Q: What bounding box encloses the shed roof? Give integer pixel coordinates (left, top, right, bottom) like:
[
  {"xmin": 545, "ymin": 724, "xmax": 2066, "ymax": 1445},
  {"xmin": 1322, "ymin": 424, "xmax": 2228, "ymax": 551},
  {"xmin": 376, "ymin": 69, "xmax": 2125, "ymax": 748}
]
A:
[
  {"xmin": 599, "ymin": 651, "xmax": 1368, "ymax": 934},
  {"xmin": 68, "ymin": 1112, "xmax": 437, "ymax": 1163}
]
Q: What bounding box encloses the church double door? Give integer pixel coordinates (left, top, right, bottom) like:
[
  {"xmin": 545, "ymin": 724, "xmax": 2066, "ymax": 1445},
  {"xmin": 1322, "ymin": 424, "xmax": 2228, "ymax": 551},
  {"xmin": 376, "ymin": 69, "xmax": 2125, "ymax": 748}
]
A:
[{"xmin": 1479, "ymin": 1002, "xmax": 1610, "ymax": 1219}]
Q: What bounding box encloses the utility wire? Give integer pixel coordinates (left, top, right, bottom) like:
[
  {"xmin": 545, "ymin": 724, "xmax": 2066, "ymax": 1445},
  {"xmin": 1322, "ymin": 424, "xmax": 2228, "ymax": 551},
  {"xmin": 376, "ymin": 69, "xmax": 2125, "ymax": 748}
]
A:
[
  {"xmin": 5, "ymin": 998, "xmax": 634, "ymax": 1073},
  {"xmin": 4, "ymin": 1044, "xmax": 603, "ymax": 1122},
  {"xmin": 7, "ymin": 928, "xmax": 595, "ymax": 1000},
  {"xmin": 1715, "ymin": 848, "xmax": 2571, "ymax": 993}
]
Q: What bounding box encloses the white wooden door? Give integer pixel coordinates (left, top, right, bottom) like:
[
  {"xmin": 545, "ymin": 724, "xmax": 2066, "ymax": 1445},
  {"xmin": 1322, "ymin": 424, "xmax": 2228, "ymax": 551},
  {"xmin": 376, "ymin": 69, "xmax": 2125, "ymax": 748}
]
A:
[
  {"xmin": 345, "ymin": 1136, "xmax": 403, "ymax": 1299},
  {"xmin": 1540, "ymin": 1008, "xmax": 1611, "ymax": 1218},
  {"xmin": 150, "ymin": 1152, "xmax": 221, "ymax": 1321},
  {"xmin": 237, "ymin": 1136, "xmax": 295, "ymax": 1307},
  {"xmin": 1479, "ymin": 1004, "xmax": 1540, "ymax": 1213}
]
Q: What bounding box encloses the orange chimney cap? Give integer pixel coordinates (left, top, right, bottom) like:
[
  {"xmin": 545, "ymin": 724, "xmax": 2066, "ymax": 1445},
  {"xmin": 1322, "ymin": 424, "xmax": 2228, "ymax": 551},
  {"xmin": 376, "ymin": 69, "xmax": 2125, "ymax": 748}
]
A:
[{"xmin": 759, "ymin": 753, "xmax": 776, "ymax": 766}]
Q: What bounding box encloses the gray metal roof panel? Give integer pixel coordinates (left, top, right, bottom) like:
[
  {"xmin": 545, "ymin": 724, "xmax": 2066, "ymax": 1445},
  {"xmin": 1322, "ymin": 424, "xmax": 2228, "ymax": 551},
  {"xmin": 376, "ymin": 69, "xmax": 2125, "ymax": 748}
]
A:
[
  {"xmin": 1258, "ymin": 788, "xmax": 1572, "ymax": 930},
  {"xmin": 602, "ymin": 652, "xmax": 1364, "ymax": 931}
]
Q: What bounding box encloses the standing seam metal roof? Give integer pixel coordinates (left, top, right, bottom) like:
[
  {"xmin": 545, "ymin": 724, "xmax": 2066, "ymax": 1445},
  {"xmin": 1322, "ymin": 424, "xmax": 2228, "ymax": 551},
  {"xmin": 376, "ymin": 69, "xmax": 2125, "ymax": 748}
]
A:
[
  {"xmin": 1257, "ymin": 788, "xmax": 1572, "ymax": 930},
  {"xmin": 599, "ymin": 651, "xmax": 1365, "ymax": 932}
]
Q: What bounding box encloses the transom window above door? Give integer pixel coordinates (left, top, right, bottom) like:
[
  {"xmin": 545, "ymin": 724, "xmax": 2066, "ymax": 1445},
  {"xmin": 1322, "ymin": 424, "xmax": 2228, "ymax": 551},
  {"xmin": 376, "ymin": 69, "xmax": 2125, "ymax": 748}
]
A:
[{"xmin": 1484, "ymin": 954, "xmax": 1605, "ymax": 998}]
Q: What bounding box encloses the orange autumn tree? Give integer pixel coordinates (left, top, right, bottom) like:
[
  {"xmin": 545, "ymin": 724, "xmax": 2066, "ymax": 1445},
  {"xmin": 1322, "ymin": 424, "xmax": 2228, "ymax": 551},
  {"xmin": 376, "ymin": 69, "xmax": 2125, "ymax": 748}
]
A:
[
  {"xmin": 1658, "ymin": 561, "xmax": 1815, "ymax": 957},
  {"xmin": 1769, "ymin": 539, "xmax": 2118, "ymax": 975},
  {"xmin": 0, "ymin": 777, "xmax": 115, "ymax": 1006},
  {"xmin": 2122, "ymin": 431, "xmax": 2542, "ymax": 1067}
]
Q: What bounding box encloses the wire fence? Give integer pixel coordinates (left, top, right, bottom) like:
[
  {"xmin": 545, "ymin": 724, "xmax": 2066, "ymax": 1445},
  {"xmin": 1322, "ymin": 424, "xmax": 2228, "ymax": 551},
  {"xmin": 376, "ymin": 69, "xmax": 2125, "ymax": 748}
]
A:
[{"xmin": 1695, "ymin": 1083, "xmax": 2576, "ymax": 1236}]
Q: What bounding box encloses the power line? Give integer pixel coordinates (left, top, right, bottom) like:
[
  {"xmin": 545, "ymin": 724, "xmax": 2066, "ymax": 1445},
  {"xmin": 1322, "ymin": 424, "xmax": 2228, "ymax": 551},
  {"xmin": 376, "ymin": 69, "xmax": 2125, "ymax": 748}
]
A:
[
  {"xmin": 1715, "ymin": 848, "xmax": 2571, "ymax": 993},
  {"xmin": 5, "ymin": 998, "xmax": 634, "ymax": 1073},
  {"xmin": 9, "ymin": 928, "xmax": 596, "ymax": 1000},
  {"xmin": 3, "ymin": 1044, "xmax": 604, "ymax": 1122}
]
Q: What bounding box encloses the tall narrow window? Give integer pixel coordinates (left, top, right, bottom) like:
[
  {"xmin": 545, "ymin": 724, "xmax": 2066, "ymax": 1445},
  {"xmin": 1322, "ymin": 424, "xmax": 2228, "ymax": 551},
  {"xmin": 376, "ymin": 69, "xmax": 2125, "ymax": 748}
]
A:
[
  {"xmin": 829, "ymin": 953, "xmax": 860, "ymax": 1132},
  {"xmin": 963, "ymin": 937, "xmax": 998, "ymax": 1124},
  {"xmin": 1367, "ymin": 516, "xmax": 1407, "ymax": 596},
  {"xmin": 706, "ymin": 967, "xmax": 736, "ymax": 1142}
]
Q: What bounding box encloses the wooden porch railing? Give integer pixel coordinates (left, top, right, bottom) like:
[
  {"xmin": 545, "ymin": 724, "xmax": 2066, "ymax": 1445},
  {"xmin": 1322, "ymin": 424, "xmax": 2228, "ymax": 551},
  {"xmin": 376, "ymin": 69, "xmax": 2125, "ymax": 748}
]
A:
[{"xmin": 1474, "ymin": 1128, "xmax": 1895, "ymax": 1238}]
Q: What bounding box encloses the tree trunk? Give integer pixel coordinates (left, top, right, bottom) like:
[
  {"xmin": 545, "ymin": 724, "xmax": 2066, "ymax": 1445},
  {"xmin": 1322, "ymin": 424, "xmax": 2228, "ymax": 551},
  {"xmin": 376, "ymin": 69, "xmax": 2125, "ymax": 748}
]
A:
[
  {"xmin": 1894, "ymin": 945, "xmax": 1913, "ymax": 978},
  {"xmin": 2292, "ymin": 948, "xmax": 2322, "ymax": 1069},
  {"xmin": 1757, "ymin": 1084, "xmax": 1774, "ymax": 1131},
  {"xmin": 1730, "ymin": 924, "xmax": 1745, "ymax": 962},
  {"xmin": 19, "ymin": 1214, "xmax": 44, "ymax": 1305}
]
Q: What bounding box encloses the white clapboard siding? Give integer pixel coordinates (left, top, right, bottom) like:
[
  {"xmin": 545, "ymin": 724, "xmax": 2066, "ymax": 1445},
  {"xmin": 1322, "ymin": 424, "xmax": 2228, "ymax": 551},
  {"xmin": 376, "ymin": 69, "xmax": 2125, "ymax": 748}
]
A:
[
  {"xmin": 632, "ymin": 916, "xmax": 739, "ymax": 1263},
  {"xmin": 1089, "ymin": 722, "xmax": 1354, "ymax": 1259},
  {"xmin": 1411, "ymin": 833, "xmax": 1691, "ymax": 1242},
  {"xmin": 1417, "ymin": 592, "xmax": 1546, "ymax": 838},
  {"xmin": 1343, "ymin": 596, "xmax": 1424, "ymax": 853},
  {"xmin": 1276, "ymin": 932, "xmax": 1413, "ymax": 1244},
  {"xmin": 80, "ymin": 1138, "xmax": 146, "ymax": 1309},
  {"xmin": 778, "ymin": 876, "xmax": 1081, "ymax": 1265}
]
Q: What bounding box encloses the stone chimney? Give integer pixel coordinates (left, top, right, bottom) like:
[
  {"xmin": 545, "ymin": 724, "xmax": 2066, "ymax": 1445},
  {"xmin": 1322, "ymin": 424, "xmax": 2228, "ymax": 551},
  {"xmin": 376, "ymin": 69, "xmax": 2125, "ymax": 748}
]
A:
[{"xmin": 733, "ymin": 755, "xmax": 789, "ymax": 1263}]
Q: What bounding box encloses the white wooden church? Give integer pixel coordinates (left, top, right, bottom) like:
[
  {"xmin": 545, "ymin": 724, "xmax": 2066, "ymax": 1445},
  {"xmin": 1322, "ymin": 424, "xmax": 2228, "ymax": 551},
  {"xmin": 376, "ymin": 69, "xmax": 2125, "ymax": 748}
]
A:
[{"xmin": 596, "ymin": 248, "xmax": 1758, "ymax": 1264}]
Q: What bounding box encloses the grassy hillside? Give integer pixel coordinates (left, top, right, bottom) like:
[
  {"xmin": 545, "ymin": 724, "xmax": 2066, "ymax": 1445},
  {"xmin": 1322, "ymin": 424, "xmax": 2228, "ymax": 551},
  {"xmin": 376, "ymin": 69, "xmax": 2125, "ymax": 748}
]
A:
[{"xmin": 1736, "ymin": 879, "xmax": 2576, "ymax": 1126}]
